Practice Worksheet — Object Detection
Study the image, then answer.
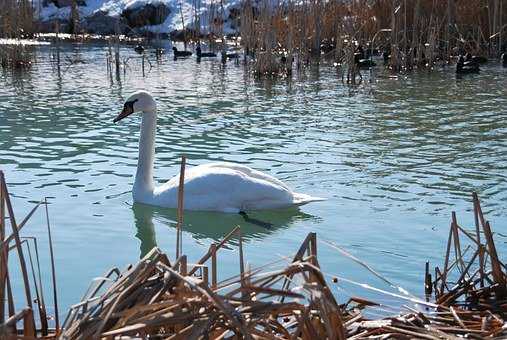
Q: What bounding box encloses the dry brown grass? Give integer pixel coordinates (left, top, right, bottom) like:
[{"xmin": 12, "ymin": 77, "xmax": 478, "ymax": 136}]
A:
[
  {"xmin": 241, "ymin": 0, "xmax": 506, "ymax": 74},
  {"xmin": 0, "ymin": 44, "xmax": 34, "ymax": 69},
  {"xmin": 0, "ymin": 0, "xmax": 35, "ymax": 38}
]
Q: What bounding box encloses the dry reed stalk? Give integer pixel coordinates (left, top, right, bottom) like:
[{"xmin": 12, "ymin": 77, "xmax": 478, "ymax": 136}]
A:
[
  {"xmin": 0, "ymin": 173, "xmax": 5, "ymax": 326},
  {"xmin": 24, "ymin": 237, "xmax": 48, "ymax": 335},
  {"xmin": 240, "ymin": 0, "xmax": 504, "ymax": 77},
  {"xmin": 176, "ymin": 155, "xmax": 186, "ymax": 259},
  {"xmin": 433, "ymin": 193, "xmax": 507, "ymax": 313},
  {"xmin": 1, "ymin": 173, "xmax": 34, "ymax": 331},
  {"xmin": 0, "ymin": 171, "xmax": 58, "ymax": 338},
  {"xmin": 45, "ymin": 197, "xmax": 60, "ymax": 333}
]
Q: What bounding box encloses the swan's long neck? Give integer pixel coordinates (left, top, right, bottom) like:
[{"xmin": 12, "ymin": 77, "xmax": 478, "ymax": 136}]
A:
[{"xmin": 134, "ymin": 110, "xmax": 156, "ymax": 197}]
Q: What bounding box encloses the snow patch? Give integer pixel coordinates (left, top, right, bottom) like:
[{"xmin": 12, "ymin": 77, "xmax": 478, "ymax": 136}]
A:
[{"xmin": 35, "ymin": 0, "xmax": 243, "ymax": 34}]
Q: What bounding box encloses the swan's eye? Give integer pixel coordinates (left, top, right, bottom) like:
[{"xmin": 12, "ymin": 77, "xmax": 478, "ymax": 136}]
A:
[
  {"xmin": 113, "ymin": 99, "xmax": 139, "ymax": 123},
  {"xmin": 125, "ymin": 99, "xmax": 138, "ymax": 112}
]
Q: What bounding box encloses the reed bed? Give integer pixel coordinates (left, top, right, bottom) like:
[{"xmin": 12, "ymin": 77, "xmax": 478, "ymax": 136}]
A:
[
  {"xmin": 0, "ymin": 44, "xmax": 34, "ymax": 69},
  {"xmin": 0, "ymin": 171, "xmax": 59, "ymax": 338},
  {"xmin": 58, "ymin": 153, "xmax": 507, "ymax": 340},
  {"xmin": 239, "ymin": 0, "xmax": 506, "ymax": 75},
  {"xmin": 2, "ymin": 161, "xmax": 507, "ymax": 338},
  {"xmin": 0, "ymin": 0, "xmax": 35, "ymax": 38},
  {"xmin": 2, "ymin": 0, "xmax": 505, "ymax": 74},
  {"xmin": 0, "ymin": 0, "xmax": 36, "ymax": 69}
]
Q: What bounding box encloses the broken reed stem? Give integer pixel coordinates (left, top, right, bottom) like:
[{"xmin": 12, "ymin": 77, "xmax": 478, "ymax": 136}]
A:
[
  {"xmin": 176, "ymin": 155, "xmax": 186, "ymax": 259},
  {"xmin": 238, "ymin": 227, "xmax": 245, "ymax": 290},
  {"xmin": 451, "ymin": 212, "xmax": 465, "ymax": 273},
  {"xmin": 45, "ymin": 197, "xmax": 60, "ymax": 332},
  {"xmin": 472, "ymin": 192, "xmax": 506, "ymax": 294},
  {"xmin": 31, "ymin": 237, "xmax": 48, "ymax": 324},
  {"xmin": 433, "ymin": 192, "xmax": 507, "ymax": 314},
  {"xmin": 188, "ymin": 226, "xmax": 241, "ymax": 277},
  {"xmin": 483, "ymin": 221, "xmax": 506, "ymax": 294},
  {"xmin": 440, "ymin": 222, "xmax": 453, "ymax": 296},
  {"xmin": 211, "ymin": 243, "xmax": 217, "ymax": 289},
  {"xmin": 24, "ymin": 239, "xmax": 48, "ymax": 335},
  {"xmin": 473, "ymin": 193, "xmax": 485, "ymax": 287},
  {"xmin": 5, "ymin": 269, "xmax": 14, "ymax": 319}
]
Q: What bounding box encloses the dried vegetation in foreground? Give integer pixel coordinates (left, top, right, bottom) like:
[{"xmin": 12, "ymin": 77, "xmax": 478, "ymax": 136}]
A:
[
  {"xmin": 1, "ymin": 162, "xmax": 507, "ymax": 338},
  {"xmin": 59, "ymin": 192, "xmax": 507, "ymax": 339}
]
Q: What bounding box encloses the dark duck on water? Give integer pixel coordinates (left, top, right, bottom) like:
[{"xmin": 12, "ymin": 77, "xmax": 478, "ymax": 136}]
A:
[
  {"xmin": 456, "ymin": 55, "xmax": 480, "ymax": 74},
  {"xmin": 134, "ymin": 45, "xmax": 145, "ymax": 54},
  {"xmin": 196, "ymin": 44, "xmax": 217, "ymax": 58},
  {"xmin": 465, "ymin": 52, "xmax": 488, "ymax": 64},
  {"xmin": 354, "ymin": 45, "xmax": 376, "ymax": 68},
  {"xmin": 172, "ymin": 46, "xmax": 192, "ymax": 58}
]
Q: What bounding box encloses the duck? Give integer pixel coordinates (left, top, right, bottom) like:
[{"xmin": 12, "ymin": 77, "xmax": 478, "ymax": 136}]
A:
[
  {"xmin": 502, "ymin": 52, "xmax": 507, "ymax": 67},
  {"xmin": 223, "ymin": 51, "xmax": 240, "ymax": 59},
  {"xmin": 456, "ymin": 55, "xmax": 479, "ymax": 74},
  {"xmin": 465, "ymin": 53, "xmax": 487, "ymax": 64},
  {"xmin": 172, "ymin": 46, "xmax": 192, "ymax": 58},
  {"xmin": 134, "ymin": 45, "xmax": 145, "ymax": 54},
  {"xmin": 354, "ymin": 45, "xmax": 377, "ymax": 68},
  {"xmin": 382, "ymin": 49, "xmax": 391, "ymax": 65},
  {"xmin": 353, "ymin": 45, "xmax": 375, "ymax": 68},
  {"xmin": 113, "ymin": 91, "xmax": 324, "ymax": 213},
  {"xmin": 196, "ymin": 45, "xmax": 217, "ymax": 58},
  {"xmin": 357, "ymin": 59, "xmax": 376, "ymax": 68},
  {"xmin": 320, "ymin": 39, "xmax": 335, "ymax": 54}
]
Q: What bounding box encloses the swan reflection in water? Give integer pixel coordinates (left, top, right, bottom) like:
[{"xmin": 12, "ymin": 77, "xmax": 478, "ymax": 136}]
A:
[{"xmin": 132, "ymin": 203, "xmax": 319, "ymax": 258}]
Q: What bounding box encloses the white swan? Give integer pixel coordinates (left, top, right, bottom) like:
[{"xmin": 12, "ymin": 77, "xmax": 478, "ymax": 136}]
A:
[{"xmin": 113, "ymin": 91, "xmax": 324, "ymax": 213}]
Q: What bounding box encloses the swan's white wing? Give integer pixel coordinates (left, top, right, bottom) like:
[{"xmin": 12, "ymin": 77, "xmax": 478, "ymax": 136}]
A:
[
  {"xmin": 151, "ymin": 163, "xmax": 324, "ymax": 212},
  {"xmin": 202, "ymin": 163, "xmax": 325, "ymax": 206},
  {"xmin": 200, "ymin": 162, "xmax": 292, "ymax": 191}
]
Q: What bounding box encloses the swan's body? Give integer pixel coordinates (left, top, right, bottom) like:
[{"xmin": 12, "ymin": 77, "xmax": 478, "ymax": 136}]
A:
[
  {"xmin": 114, "ymin": 91, "xmax": 323, "ymax": 213},
  {"xmin": 137, "ymin": 162, "xmax": 318, "ymax": 212}
]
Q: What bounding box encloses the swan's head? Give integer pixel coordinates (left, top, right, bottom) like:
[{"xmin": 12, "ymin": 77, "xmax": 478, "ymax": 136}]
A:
[{"xmin": 113, "ymin": 91, "xmax": 156, "ymax": 123}]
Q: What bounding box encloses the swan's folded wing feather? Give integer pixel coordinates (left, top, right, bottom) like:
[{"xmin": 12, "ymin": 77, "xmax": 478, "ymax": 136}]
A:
[{"xmin": 201, "ymin": 162, "xmax": 292, "ymax": 191}]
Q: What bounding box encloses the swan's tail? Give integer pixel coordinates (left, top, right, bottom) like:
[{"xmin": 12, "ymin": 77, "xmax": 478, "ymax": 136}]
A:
[{"xmin": 292, "ymin": 192, "xmax": 326, "ymax": 206}]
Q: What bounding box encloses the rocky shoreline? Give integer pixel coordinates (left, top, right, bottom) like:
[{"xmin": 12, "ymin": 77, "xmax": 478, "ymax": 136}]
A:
[{"xmin": 36, "ymin": 0, "xmax": 241, "ymax": 38}]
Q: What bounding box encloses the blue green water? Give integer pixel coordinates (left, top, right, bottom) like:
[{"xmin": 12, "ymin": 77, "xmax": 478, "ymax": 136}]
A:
[{"xmin": 1, "ymin": 42, "xmax": 506, "ymax": 322}]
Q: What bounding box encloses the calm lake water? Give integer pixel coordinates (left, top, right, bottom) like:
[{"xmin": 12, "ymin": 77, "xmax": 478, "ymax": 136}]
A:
[{"xmin": 1, "ymin": 42, "xmax": 506, "ymax": 322}]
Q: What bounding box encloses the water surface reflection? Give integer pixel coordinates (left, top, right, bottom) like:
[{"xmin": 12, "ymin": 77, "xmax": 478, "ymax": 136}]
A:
[{"xmin": 133, "ymin": 202, "xmax": 317, "ymax": 257}]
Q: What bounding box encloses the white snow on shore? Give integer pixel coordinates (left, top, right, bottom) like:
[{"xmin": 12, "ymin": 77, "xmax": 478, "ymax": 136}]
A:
[{"xmin": 35, "ymin": 0, "xmax": 242, "ymax": 34}]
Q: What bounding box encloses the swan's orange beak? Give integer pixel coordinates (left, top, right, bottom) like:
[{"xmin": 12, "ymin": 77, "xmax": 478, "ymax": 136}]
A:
[{"xmin": 113, "ymin": 101, "xmax": 135, "ymax": 123}]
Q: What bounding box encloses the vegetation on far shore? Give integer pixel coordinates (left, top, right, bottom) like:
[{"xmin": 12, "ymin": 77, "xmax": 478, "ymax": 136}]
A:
[{"xmin": 1, "ymin": 0, "xmax": 506, "ymax": 74}]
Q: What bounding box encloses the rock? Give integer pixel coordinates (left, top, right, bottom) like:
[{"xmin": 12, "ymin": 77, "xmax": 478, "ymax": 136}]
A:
[
  {"xmin": 37, "ymin": 19, "xmax": 70, "ymax": 33},
  {"xmin": 122, "ymin": 3, "xmax": 170, "ymax": 28},
  {"xmin": 83, "ymin": 11, "xmax": 127, "ymax": 35},
  {"xmin": 169, "ymin": 28, "xmax": 199, "ymax": 41},
  {"xmin": 46, "ymin": 0, "xmax": 86, "ymax": 8}
]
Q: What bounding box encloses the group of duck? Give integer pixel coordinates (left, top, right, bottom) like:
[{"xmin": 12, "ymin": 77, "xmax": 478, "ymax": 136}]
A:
[
  {"xmin": 135, "ymin": 43, "xmax": 507, "ymax": 73},
  {"xmin": 134, "ymin": 43, "xmax": 242, "ymax": 63}
]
